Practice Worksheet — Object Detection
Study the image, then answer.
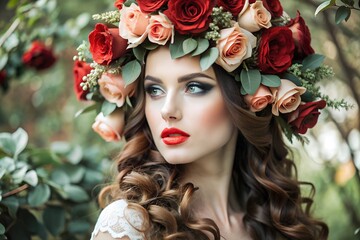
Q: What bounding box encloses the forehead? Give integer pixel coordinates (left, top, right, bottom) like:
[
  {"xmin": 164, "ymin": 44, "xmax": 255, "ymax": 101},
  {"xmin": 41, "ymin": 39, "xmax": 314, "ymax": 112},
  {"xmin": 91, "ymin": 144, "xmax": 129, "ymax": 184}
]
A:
[{"xmin": 145, "ymin": 46, "xmax": 216, "ymax": 79}]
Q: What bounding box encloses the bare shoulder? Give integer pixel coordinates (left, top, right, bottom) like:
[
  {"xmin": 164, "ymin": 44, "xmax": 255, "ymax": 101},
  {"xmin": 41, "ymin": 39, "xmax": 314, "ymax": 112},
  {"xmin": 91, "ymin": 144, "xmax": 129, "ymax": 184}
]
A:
[{"xmin": 90, "ymin": 199, "xmax": 146, "ymax": 240}]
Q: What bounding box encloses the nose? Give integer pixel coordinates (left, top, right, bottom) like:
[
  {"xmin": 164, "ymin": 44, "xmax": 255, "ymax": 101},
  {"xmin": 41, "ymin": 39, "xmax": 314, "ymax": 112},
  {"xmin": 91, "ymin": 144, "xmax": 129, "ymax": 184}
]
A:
[{"xmin": 161, "ymin": 91, "xmax": 182, "ymax": 121}]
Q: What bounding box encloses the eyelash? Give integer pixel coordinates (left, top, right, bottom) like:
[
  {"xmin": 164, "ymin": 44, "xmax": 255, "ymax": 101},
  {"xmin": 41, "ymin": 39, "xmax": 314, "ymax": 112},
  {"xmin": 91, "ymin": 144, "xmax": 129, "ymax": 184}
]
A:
[{"xmin": 144, "ymin": 81, "xmax": 214, "ymax": 98}]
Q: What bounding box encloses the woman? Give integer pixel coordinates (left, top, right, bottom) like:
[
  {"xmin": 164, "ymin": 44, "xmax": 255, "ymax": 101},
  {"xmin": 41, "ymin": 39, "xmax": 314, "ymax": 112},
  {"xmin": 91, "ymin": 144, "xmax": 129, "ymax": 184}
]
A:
[{"xmin": 74, "ymin": 0, "xmax": 332, "ymax": 239}]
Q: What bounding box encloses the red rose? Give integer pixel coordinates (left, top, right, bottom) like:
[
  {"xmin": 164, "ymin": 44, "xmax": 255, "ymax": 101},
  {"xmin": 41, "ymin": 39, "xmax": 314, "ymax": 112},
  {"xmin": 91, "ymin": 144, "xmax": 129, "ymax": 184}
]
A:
[
  {"xmin": 249, "ymin": 0, "xmax": 282, "ymax": 17},
  {"xmin": 73, "ymin": 61, "xmax": 92, "ymax": 101},
  {"xmin": 287, "ymin": 100, "xmax": 326, "ymax": 134},
  {"xmin": 0, "ymin": 70, "xmax": 6, "ymax": 85},
  {"xmin": 114, "ymin": 0, "xmax": 124, "ymax": 9},
  {"xmin": 217, "ymin": 0, "xmax": 246, "ymax": 17},
  {"xmin": 257, "ymin": 26, "xmax": 295, "ymax": 74},
  {"xmin": 287, "ymin": 11, "xmax": 315, "ymax": 60},
  {"xmin": 22, "ymin": 41, "xmax": 56, "ymax": 70},
  {"xmin": 164, "ymin": 0, "xmax": 215, "ymax": 35},
  {"xmin": 89, "ymin": 23, "xmax": 128, "ymax": 65},
  {"xmin": 137, "ymin": 0, "xmax": 168, "ymax": 13}
]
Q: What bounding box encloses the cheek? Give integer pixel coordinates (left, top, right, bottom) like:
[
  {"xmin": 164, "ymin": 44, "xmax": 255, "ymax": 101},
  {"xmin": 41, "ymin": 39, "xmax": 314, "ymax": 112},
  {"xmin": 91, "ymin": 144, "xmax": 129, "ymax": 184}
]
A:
[{"xmin": 197, "ymin": 97, "xmax": 231, "ymax": 129}]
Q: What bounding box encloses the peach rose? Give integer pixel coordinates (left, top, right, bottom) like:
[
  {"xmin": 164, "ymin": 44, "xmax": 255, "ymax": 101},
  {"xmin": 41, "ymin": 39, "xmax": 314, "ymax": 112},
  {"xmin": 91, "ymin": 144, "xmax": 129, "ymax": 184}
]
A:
[
  {"xmin": 92, "ymin": 110, "xmax": 125, "ymax": 142},
  {"xmin": 98, "ymin": 73, "xmax": 136, "ymax": 107},
  {"xmin": 271, "ymin": 79, "xmax": 306, "ymax": 116},
  {"xmin": 147, "ymin": 13, "xmax": 174, "ymax": 45},
  {"xmin": 238, "ymin": 0, "xmax": 272, "ymax": 33},
  {"xmin": 215, "ymin": 22, "xmax": 257, "ymax": 72},
  {"xmin": 244, "ymin": 84, "xmax": 274, "ymax": 112},
  {"xmin": 119, "ymin": 3, "xmax": 149, "ymax": 48}
]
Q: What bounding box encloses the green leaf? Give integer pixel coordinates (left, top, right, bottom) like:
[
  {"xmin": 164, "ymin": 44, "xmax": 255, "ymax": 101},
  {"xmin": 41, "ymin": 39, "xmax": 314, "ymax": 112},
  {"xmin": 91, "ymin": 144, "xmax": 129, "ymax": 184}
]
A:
[
  {"xmin": 192, "ymin": 38, "xmax": 210, "ymax": 56},
  {"xmin": 101, "ymin": 101, "xmax": 117, "ymax": 116},
  {"xmin": 62, "ymin": 165, "xmax": 85, "ymax": 183},
  {"xmin": 28, "ymin": 183, "xmax": 51, "ymax": 207},
  {"xmin": 133, "ymin": 46, "xmax": 147, "ymax": 63},
  {"xmin": 76, "ymin": 13, "xmax": 91, "ymax": 29},
  {"xmin": 67, "ymin": 220, "xmax": 91, "ymax": 234},
  {"xmin": 51, "ymin": 169, "xmax": 71, "ymax": 186},
  {"xmin": 29, "ymin": 149, "xmax": 62, "ymax": 166},
  {"xmin": 0, "ymin": 52, "xmax": 8, "ymax": 70},
  {"xmin": 23, "ymin": 170, "xmax": 38, "ymax": 187},
  {"xmin": 1, "ymin": 196, "xmax": 19, "ymax": 218},
  {"xmin": 200, "ymin": 47, "xmax": 219, "ymax": 71},
  {"xmin": 335, "ymin": 6, "xmax": 351, "ymax": 24},
  {"xmin": 66, "ymin": 145, "xmax": 83, "ymax": 164},
  {"xmin": 74, "ymin": 103, "xmax": 98, "ymax": 118},
  {"xmin": 122, "ymin": 60, "xmax": 141, "ymax": 85},
  {"xmin": 183, "ymin": 38, "xmax": 197, "ymax": 55},
  {"xmin": 315, "ymin": 0, "xmax": 336, "ymax": 16},
  {"xmin": 0, "ymin": 223, "xmax": 5, "ymax": 234},
  {"xmin": 12, "ymin": 128, "xmax": 28, "ymax": 159},
  {"xmin": 240, "ymin": 69, "xmax": 261, "ymax": 95},
  {"xmin": 50, "ymin": 141, "xmax": 71, "ymax": 155},
  {"xmin": 0, "ymin": 156, "xmax": 16, "ymax": 172},
  {"xmin": 141, "ymin": 41, "xmax": 158, "ymax": 50},
  {"xmin": 261, "ymin": 74, "xmax": 281, "ymax": 87},
  {"xmin": 282, "ymin": 72, "xmax": 302, "ymax": 86},
  {"xmin": 302, "ymin": 54, "xmax": 325, "ymax": 70},
  {"xmin": 63, "ymin": 185, "xmax": 89, "ymax": 202},
  {"xmin": 43, "ymin": 206, "xmax": 65, "ymax": 236},
  {"xmin": 0, "ymin": 133, "xmax": 16, "ymax": 156},
  {"xmin": 169, "ymin": 35, "xmax": 187, "ymax": 59},
  {"xmin": 12, "ymin": 165, "xmax": 28, "ymax": 184}
]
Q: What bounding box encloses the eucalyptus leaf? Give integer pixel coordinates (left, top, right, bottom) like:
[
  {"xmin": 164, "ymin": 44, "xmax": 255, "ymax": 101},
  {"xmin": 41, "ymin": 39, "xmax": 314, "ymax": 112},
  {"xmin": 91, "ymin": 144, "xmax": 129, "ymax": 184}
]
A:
[
  {"xmin": 62, "ymin": 165, "xmax": 85, "ymax": 183},
  {"xmin": 200, "ymin": 47, "xmax": 219, "ymax": 71},
  {"xmin": 261, "ymin": 75, "xmax": 281, "ymax": 87},
  {"xmin": 0, "ymin": 223, "xmax": 5, "ymax": 234},
  {"xmin": 43, "ymin": 206, "xmax": 65, "ymax": 236},
  {"xmin": 67, "ymin": 220, "xmax": 91, "ymax": 234},
  {"xmin": 302, "ymin": 54, "xmax": 325, "ymax": 70},
  {"xmin": 66, "ymin": 145, "xmax": 83, "ymax": 165},
  {"xmin": 50, "ymin": 141, "xmax": 71, "ymax": 154},
  {"xmin": 76, "ymin": 13, "xmax": 91, "ymax": 29},
  {"xmin": 63, "ymin": 185, "xmax": 89, "ymax": 202},
  {"xmin": 28, "ymin": 183, "xmax": 51, "ymax": 207},
  {"xmin": 12, "ymin": 166, "xmax": 28, "ymax": 184},
  {"xmin": 12, "ymin": 128, "xmax": 28, "ymax": 159},
  {"xmin": 192, "ymin": 38, "xmax": 210, "ymax": 56},
  {"xmin": 1, "ymin": 196, "xmax": 19, "ymax": 218},
  {"xmin": 141, "ymin": 41, "xmax": 158, "ymax": 50},
  {"xmin": 282, "ymin": 72, "xmax": 302, "ymax": 86},
  {"xmin": 101, "ymin": 101, "xmax": 117, "ymax": 116},
  {"xmin": 51, "ymin": 169, "xmax": 71, "ymax": 186},
  {"xmin": 240, "ymin": 69, "xmax": 261, "ymax": 95},
  {"xmin": 74, "ymin": 103, "xmax": 98, "ymax": 118},
  {"xmin": 0, "ymin": 156, "xmax": 16, "ymax": 172},
  {"xmin": 169, "ymin": 35, "xmax": 187, "ymax": 59},
  {"xmin": 183, "ymin": 38, "xmax": 197, "ymax": 55},
  {"xmin": 0, "ymin": 53, "xmax": 8, "ymax": 70},
  {"xmin": 122, "ymin": 60, "xmax": 141, "ymax": 85},
  {"xmin": 133, "ymin": 46, "xmax": 146, "ymax": 63},
  {"xmin": 335, "ymin": 6, "xmax": 351, "ymax": 24},
  {"xmin": 315, "ymin": 0, "xmax": 336, "ymax": 16},
  {"xmin": 0, "ymin": 133, "xmax": 16, "ymax": 156},
  {"xmin": 23, "ymin": 170, "xmax": 38, "ymax": 186}
]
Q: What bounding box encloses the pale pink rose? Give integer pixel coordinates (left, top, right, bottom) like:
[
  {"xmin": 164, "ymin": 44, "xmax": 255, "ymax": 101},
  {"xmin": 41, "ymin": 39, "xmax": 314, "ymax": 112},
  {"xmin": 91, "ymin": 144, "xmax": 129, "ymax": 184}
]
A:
[
  {"xmin": 271, "ymin": 79, "xmax": 306, "ymax": 116},
  {"xmin": 238, "ymin": 0, "xmax": 272, "ymax": 33},
  {"xmin": 98, "ymin": 73, "xmax": 136, "ymax": 107},
  {"xmin": 147, "ymin": 13, "xmax": 174, "ymax": 45},
  {"xmin": 244, "ymin": 84, "xmax": 274, "ymax": 112},
  {"xmin": 92, "ymin": 109, "xmax": 125, "ymax": 142},
  {"xmin": 119, "ymin": 3, "xmax": 149, "ymax": 48},
  {"xmin": 215, "ymin": 22, "xmax": 257, "ymax": 72}
]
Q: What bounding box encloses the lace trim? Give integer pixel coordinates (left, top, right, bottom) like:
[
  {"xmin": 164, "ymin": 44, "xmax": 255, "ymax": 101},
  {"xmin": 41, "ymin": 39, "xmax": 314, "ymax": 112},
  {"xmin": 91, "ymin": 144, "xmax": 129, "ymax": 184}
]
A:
[{"xmin": 90, "ymin": 199, "xmax": 145, "ymax": 240}]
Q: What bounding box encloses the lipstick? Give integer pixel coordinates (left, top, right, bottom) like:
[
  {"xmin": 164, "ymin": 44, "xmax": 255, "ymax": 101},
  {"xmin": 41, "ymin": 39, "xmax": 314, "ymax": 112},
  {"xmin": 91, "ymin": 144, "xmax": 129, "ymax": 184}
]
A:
[{"xmin": 161, "ymin": 128, "xmax": 190, "ymax": 145}]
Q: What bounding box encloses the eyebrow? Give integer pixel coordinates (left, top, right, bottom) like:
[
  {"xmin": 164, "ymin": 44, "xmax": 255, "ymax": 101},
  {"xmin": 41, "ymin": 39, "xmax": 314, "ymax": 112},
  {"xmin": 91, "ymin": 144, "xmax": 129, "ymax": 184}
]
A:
[{"xmin": 144, "ymin": 72, "xmax": 215, "ymax": 83}]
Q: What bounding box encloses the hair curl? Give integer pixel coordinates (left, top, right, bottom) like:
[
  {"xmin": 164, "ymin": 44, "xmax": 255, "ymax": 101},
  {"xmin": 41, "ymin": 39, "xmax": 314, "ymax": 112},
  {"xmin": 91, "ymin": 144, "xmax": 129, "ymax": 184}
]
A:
[{"xmin": 98, "ymin": 64, "xmax": 328, "ymax": 240}]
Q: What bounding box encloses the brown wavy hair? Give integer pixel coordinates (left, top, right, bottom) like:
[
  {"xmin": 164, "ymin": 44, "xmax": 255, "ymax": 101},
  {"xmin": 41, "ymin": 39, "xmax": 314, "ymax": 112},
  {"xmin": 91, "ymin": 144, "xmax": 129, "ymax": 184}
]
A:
[{"xmin": 98, "ymin": 64, "xmax": 329, "ymax": 240}]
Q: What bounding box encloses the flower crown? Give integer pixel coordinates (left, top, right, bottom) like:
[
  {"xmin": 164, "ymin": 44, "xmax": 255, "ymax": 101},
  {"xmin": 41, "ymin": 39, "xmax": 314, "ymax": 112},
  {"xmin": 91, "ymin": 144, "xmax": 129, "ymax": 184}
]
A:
[{"xmin": 73, "ymin": 0, "xmax": 348, "ymax": 143}]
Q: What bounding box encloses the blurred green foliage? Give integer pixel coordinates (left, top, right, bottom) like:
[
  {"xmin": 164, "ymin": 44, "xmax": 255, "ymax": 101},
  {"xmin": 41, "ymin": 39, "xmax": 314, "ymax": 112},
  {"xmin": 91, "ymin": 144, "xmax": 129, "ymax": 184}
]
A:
[{"xmin": 0, "ymin": 0, "xmax": 359, "ymax": 239}]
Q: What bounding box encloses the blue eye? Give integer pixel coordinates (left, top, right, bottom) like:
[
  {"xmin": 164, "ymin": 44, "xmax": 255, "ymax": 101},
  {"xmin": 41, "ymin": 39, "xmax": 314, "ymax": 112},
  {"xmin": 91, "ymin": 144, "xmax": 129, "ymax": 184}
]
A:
[
  {"xmin": 185, "ymin": 82, "xmax": 213, "ymax": 95},
  {"xmin": 145, "ymin": 85, "xmax": 164, "ymax": 98}
]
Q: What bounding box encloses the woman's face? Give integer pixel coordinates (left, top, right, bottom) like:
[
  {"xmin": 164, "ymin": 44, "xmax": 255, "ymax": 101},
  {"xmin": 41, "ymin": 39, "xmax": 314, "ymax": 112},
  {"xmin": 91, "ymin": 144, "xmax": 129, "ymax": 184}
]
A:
[{"xmin": 144, "ymin": 46, "xmax": 237, "ymax": 165}]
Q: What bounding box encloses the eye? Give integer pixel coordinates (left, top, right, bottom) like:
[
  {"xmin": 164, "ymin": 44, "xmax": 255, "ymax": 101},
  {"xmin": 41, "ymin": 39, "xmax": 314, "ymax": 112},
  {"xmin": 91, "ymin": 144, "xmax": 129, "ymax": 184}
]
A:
[
  {"xmin": 145, "ymin": 85, "xmax": 165, "ymax": 98},
  {"xmin": 185, "ymin": 82, "xmax": 213, "ymax": 95}
]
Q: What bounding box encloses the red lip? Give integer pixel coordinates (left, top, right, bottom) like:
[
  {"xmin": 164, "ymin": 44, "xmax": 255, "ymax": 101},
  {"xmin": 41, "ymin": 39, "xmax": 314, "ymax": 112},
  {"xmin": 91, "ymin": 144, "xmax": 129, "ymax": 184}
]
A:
[{"xmin": 161, "ymin": 128, "xmax": 190, "ymax": 145}]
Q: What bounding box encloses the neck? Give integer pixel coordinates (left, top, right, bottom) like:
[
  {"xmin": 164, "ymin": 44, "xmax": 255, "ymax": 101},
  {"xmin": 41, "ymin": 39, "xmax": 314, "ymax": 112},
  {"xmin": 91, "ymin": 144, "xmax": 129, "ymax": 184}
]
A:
[{"xmin": 179, "ymin": 132, "xmax": 240, "ymax": 225}]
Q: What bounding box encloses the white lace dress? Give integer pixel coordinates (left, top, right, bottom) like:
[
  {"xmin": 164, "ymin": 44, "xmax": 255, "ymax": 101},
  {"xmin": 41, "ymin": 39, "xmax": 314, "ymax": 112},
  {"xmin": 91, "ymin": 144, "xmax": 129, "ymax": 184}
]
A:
[{"xmin": 90, "ymin": 199, "xmax": 145, "ymax": 240}]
